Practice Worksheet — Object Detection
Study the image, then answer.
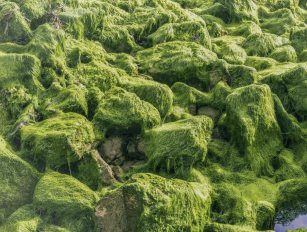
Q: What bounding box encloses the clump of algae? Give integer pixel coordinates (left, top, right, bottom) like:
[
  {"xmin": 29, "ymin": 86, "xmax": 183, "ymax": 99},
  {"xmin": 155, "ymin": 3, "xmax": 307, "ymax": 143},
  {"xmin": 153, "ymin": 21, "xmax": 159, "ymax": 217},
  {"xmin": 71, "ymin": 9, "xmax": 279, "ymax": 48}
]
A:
[{"xmin": 0, "ymin": 0, "xmax": 306, "ymax": 231}]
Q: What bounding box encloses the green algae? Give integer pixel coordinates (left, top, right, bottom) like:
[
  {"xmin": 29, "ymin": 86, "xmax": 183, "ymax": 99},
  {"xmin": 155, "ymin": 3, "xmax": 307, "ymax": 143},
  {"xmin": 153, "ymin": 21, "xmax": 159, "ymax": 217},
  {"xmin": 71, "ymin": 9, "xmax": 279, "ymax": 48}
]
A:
[
  {"xmin": 0, "ymin": 136, "xmax": 39, "ymax": 224},
  {"xmin": 93, "ymin": 87, "xmax": 161, "ymax": 136},
  {"xmin": 0, "ymin": 0, "xmax": 306, "ymax": 231},
  {"xmin": 225, "ymin": 84, "xmax": 283, "ymax": 176},
  {"xmin": 33, "ymin": 171, "xmax": 99, "ymax": 232},
  {"xmin": 96, "ymin": 172, "xmax": 211, "ymax": 232},
  {"xmin": 145, "ymin": 116, "xmax": 213, "ymax": 177},
  {"xmin": 20, "ymin": 112, "xmax": 95, "ymax": 171}
]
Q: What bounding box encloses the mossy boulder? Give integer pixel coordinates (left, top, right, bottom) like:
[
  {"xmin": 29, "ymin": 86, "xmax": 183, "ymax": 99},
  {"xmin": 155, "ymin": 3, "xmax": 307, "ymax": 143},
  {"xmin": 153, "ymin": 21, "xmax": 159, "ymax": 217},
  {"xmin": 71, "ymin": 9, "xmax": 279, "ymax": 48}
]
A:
[
  {"xmin": 93, "ymin": 87, "xmax": 161, "ymax": 136},
  {"xmin": 33, "ymin": 172, "xmax": 98, "ymax": 232},
  {"xmin": 273, "ymin": 149, "xmax": 305, "ymax": 182},
  {"xmin": 21, "ymin": 112, "xmax": 95, "ymax": 170},
  {"xmin": 211, "ymin": 183, "xmax": 256, "ymax": 227},
  {"xmin": 136, "ymin": 41, "xmax": 219, "ymax": 88},
  {"xmin": 0, "ymin": 52, "xmax": 42, "ymax": 93},
  {"xmin": 148, "ymin": 21, "xmax": 212, "ymax": 49},
  {"xmin": 290, "ymin": 27, "xmax": 307, "ymax": 53},
  {"xmin": 0, "ymin": 2, "xmax": 32, "ymax": 44},
  {"xmin": 0, "ymin": 136, "xmax": 39, "ymax": 223},
  {"xmin": 225, "ymin": 84, "xmax": 283, "ymax": 175},
  {"xmin": 43, "ymin": 85, "xmax": 88, "ymax": 117},
  {"xmin": 145, "ymin": 116, "xmax": 213, "ymax": 176},
  {"xmin": 123, "ymin": 77, "xmax": 174, "ymax": 118},
  {"xmin": 0, "ymin": 204, "xmax": 41, "ymax": 232},
  {"xmin": 214, "ymin": 0, "xmax": 258, "ymax": 23},
  {"xmin": 245, "ymin": 56, "xmax": 277, "ymax": 71},
  {"xmin": 270, "ymin": 45, "xmax": 297, "ymax": 63},
  {"xmin": 243, "ymin": 33, "xmax": 286, "ymax": 57},
  {"xmin": 95, "ymin": 173, "xmax": 211, "ymax": 232},
  {"xmin": 214, "ymin": 43, "xmax": 247, "ymax": 64},
  {"xmin": 259, "ymin": 63, "xmax": 307, "ymax": 120}
]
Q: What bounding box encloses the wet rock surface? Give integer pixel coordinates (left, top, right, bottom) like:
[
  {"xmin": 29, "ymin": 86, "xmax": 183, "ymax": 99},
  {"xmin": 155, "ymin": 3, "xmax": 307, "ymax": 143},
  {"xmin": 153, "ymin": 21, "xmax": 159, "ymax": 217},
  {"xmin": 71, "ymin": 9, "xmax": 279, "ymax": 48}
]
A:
[{"xmin": 0, "ymin": 0, "xmax": 306, "ymax": 231}]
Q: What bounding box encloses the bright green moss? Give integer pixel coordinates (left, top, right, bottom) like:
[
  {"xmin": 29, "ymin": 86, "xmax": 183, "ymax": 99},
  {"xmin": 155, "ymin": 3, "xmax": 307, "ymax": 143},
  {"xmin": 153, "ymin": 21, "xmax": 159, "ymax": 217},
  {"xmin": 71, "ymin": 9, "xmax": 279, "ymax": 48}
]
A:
[
  {"xmin": 277, "ymin": 178, "xmax": 307, "ymax": 208},
  {"xmin": 171, "ymin": 81, "xmax": 232, "ymax": 113},
  {"xmin": 225, "ymin": 84, "xmax": 283, "ymax": 176},
  {"xmin": 0, "ymin": 204, "xmax": 41, "ymax": 232},
  {"xmin": 20, "ymin": 112, "xmax": 95, "ymax": 171},
  {"xmin": 273, "ymin": 149, "xmax": 305, "ymax": 182},
  {"xmin": 245, "ymin": 56, "xmax": 278, "ymax": 71},
  {"xmin": 33, "ymin": 171, "xmax": 98, "ymax": 232},
  {"xmin": 93, "ymin": 87, "xmax": 161, "ymax": 136},
  {"xmin": 0, "ymin": 2, "xmax": 32, "ymax": 44},
  {"xmin": 122, "ymin": 76, "xmax": 174, "ymax": 118},
  {"xmin": 259, "ymin": 6, "xmax": 300, "ymax": 36},
  {"xmin": 42, "ymin": 84, "xmax": 88, "ymax": 117},
  {"xmin": 148, "ymin": 20, "xmax": 212, "ymax": 49},
  {"xmin": 0, "ymin": 52, "xmax": 42, "ymax": 93},
  {"xmin": 259, "ymin": 63, "xmax": 307, "ymax": 120},
  {"xmin": 0, "ymin": 136, "xmax": 39, "ymax": 224},
  {"xmin": 211, "ymin": 183, "xmax": 256, "ymax": 227},
  {"xmin": 290, "ymin": 27, "xmax": 307, "ymax": 52},
  {"xmin": 214, "ymin": 0, "xmax": 259, "ymax": 23},
  {"xmin": 270, "ymin": 45, "xmax": 297, "ymax": 62},
  {"xmin": 145, "ymin": 116, "xmax": 213, "ymax": 177},
  {"xmin": 107, "ymin": 53, "xmax": 138, "ymax": 75},
  {"xmin": 243, "ymin": 32, "xmax": 287, "ymax": 56},
  {"xmin": 228, "ymin": 21, "xmax": 262, "ymax": 37},
  {"xmin": 96, "ymin": 172, "xmax": 211, "ymax": 232},
  {"xmin": 136, "ymin": 41, "xmax": 219, "ymax": 88},
  {"xmin": 225, "ymin": 64, "xmax": 256, "ymax": 87},
  {"xmin": 214, "ymin": 42, "xmax": 247, "ymax": 64}
]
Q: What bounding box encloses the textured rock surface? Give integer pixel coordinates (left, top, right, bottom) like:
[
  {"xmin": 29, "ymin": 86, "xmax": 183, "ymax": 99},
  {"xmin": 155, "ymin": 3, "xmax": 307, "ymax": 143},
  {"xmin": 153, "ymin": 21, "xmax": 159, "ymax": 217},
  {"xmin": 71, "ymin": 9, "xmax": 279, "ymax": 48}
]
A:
[{"xmin": 0, "ymin": 0, "xmax": 306, "ymax": 231}]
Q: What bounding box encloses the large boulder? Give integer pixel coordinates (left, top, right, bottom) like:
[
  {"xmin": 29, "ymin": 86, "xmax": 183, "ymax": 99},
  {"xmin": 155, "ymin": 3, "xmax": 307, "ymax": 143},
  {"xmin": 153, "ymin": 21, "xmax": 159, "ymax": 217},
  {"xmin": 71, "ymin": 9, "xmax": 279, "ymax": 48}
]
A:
[
  {"xmin": 225, "ymin": 84, "xmax": 283, "ymax": 175},
  {"xmin": 214, "ymin": 0, "xmax": 258, "ymax": 23},
  {"xmin": 0, "ymin": 52, "xmax": 42, "ymax": 93},
  {"xmin": 136, "ymin": 41, "xmax": 220, "ymax": 88},
  {"xmin": 0, "ymin": 136, "xmax": 39, "ymax": 223},
  {"xmin": 0, "ymin": 2, "xmax": 32, "ymax": 43},
  {"xmin": 21, "ymin": 112, "xmax": 95, "ymax": 170},
  {"xmin": 33, "ymin": 172, "xmax": 99, "ymax": 232},
  {"xmin": 145, "ymin": 116, "xmax": 213, "ymax": 176},
  {"xmin": 95, "ymin": 173, "xmax": 211, "ymax": 232},
  {"xmin": 93, "ymin": 88, "xmax": 161, "ymax": 136}
]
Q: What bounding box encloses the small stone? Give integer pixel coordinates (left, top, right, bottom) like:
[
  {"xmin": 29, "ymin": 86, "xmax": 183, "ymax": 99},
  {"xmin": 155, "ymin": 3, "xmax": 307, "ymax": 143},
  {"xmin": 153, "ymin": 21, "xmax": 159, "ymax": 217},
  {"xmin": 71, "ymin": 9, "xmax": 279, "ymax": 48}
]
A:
[
  {"xmin": 99, "ymin": 137, "xmax": 123, "ymax": 163},
  {"xmin": 197, "ymin": 106, "xmax": 220, "ymax": 121}
]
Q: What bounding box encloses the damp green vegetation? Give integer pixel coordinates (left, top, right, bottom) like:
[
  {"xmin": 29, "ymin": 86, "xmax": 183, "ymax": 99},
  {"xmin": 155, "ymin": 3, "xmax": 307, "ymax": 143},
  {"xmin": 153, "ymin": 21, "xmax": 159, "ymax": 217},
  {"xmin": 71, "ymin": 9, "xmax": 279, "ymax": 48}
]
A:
[{"xmin": 0, "ymin": 0, "xmax": 306, "ymax": 231}]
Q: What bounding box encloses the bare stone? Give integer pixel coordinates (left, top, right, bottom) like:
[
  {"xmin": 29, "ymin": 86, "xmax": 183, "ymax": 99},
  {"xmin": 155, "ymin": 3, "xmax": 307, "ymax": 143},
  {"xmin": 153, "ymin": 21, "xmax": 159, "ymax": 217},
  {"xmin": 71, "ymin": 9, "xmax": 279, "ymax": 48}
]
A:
[{"xmin": 99, "ymin": 137, "xmax": 123, "ymax": 163}]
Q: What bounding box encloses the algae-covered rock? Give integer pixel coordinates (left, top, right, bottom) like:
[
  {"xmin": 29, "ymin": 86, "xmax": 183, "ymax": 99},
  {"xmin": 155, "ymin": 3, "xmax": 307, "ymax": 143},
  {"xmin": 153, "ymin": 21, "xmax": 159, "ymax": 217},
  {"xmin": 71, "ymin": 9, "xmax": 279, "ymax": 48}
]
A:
[
  {"xmin": 145, "ymin": 116, "xmax": 213, "ymax": 176},
  {"xmin": 225, "ymin": 84, "xmax": 283, "ymax": 175},
  {"xmin": 21, "ymin": 112, "xmax": 95, "ymax": 170},
  {"xmin": 0, "ymin": 52, "xmax": 42, "ymax": 92},
  {"xmin": 136, "ymin": 41, "xmax": 219, "ymax": 87},
  {"xmin": 211, "ymin": 183, "xmax": 256, "ymax": 227},
  {"xmin": 0, "ymin": 204, "xmax": 41, "ymax": 232},
  {"xmin": 93, "ymin": 87, "xmax": 161, "ymax": 136},
  {"xmin": 215, "ymin": 0, "xmax": 258, "ymax": 23},
  {"xmin": 43, "ymin": 85, "xmax": 88, "ymax": 117},
  {"xmin": 148, "ymin": 21, "xmax": 212, "ymax": 49},
  {"xmin": 33, "ymin": 172, "xmax": 98, "ymax": 232},
  {"xmin": 270, "ymin": 45, "xmax": 297, "ymax": 63},
  {"xmin": 243, "ymin": 33, "xmax": 286, "ymax": 57},
  {"xmin": 95, "ymin": 173, "xmax": 211, "ymax": 232},
  {"xmin": 214, "ymin": 42, "xmax": 247, "ymax": 64},
  {"xmin": 123, "ymin": 76, "xmax": 174, "ymax": 118},
  {"xmin": 291, "ymin": 27, "xmax": 307, "ymax": 53},
  {"xmin": 0, "ymin": 2, "xmax": 32, "ymax": 44},
  {"xmin": 0, "ymin": 136, "xmax": 39, "ymax": 223}
]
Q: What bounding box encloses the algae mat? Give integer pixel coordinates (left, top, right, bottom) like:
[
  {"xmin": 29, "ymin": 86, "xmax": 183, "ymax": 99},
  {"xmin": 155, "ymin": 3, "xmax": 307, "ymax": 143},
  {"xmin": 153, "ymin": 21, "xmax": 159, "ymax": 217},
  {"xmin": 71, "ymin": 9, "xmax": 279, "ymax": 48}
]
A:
[{"xmin": 0, "ymin": 0, "xmax": 306, "ymax": 231}]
